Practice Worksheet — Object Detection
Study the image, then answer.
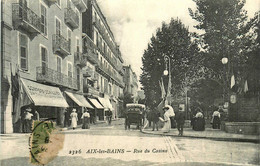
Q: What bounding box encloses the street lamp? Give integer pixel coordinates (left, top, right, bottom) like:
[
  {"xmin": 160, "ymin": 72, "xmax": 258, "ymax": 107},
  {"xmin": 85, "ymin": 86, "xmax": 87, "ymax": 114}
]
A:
[
  {"xmin": 222, "ymin": 57, "xmax": 228, "ymax": 65},
  {"xmin": 221, "ymin": 57, "xmax": 229, "ymax": 107},
  {"xmin": 163, "ymin": 55, "xmax": 170, "ymax": 76}
]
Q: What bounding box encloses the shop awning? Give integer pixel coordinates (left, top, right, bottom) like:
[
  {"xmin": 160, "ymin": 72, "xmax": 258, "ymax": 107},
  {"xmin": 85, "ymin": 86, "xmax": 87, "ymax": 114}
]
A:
[
  {"xmin": 65, "ymin": 91, "xmax": 93, "ymax": 109},
  {"xmin": 21, "ymin": 78, "xmax": 69, "ymax": 107},
  {"xmin": 88, "ymin": 98, "xmax": 104, "ymax": 109},
  {"xmin": 98, "ymin": 97, "xmax": 113, "ymax": 110}
]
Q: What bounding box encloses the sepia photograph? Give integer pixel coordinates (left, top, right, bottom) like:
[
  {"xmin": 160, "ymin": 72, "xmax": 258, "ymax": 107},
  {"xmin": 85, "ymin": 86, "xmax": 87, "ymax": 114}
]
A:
[{"xmin": 0, "ymin": 0, "xmax": 260, "ymax": 165}]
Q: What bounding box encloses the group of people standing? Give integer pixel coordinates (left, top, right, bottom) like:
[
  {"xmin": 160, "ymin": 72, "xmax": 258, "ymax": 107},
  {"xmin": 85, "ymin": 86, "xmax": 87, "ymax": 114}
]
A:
[
  {"xmin": 21, "ymin": 106, "xmax": 39, "ymax": 133},
  {"xmin": 69, "ymin": 109, "xmax": 91, "ymax": 130},
  {"xmin": 144, "ymin": 105, "xmax": 186, "ymax": 136},
  {"xmin": 69, "ymin": 108, "xmax": 113, "ymax": 130},
  {"xmin": 144, "ymin": 104, "xmax": 222, "ymax": 136}
]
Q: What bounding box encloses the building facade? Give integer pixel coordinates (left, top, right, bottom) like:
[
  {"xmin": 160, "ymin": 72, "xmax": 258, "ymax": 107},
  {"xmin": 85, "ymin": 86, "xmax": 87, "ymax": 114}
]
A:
[
  {"xmin": 123, "ymin": 65, "xmax": 139, "ymax": 103},
  {"xmin": 81, "ymin": 0, "xmax": 125, "ymax": 119},
  {"xmin": 1, "ymin": 0, "xmax": 89, "ymax": 133}
]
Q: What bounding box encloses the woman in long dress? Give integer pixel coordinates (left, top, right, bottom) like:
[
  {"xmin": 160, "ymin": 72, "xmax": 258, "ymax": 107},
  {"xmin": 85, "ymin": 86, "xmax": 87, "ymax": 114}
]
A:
[
  {"xmin": 70, "ymin": 109, "xmax": 78, "ymax": 130},
  {"xmin": 161, "ymin": 106, "xmax": 172, "ymax": 133},
  {"xmin": 81, "ymin": 109, "xmax": 90, "ymax": 129}
]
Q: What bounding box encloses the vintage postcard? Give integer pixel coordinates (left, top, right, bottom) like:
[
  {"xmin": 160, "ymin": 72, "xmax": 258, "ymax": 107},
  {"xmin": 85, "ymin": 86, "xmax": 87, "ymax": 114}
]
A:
[{"xmin": 0, "ymin": 0, "xmax": 259, "ymax": 165}]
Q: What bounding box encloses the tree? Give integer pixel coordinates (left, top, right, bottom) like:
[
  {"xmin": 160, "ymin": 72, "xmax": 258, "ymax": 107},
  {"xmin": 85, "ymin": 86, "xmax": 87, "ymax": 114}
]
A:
[
  {"xmin": 243, "ymin": 11, "xmax": 260, "ymax": 94},
  {"xmin": 188, "ymin": 0, "xmax": 250, "ymax": 106},
  {"xmin": 140, "ymin": 18, "xmax": 200, "ymax": 108},
  {"xmin": 189, "ymin": 0, "xmax": 248, "ymax": 89}
]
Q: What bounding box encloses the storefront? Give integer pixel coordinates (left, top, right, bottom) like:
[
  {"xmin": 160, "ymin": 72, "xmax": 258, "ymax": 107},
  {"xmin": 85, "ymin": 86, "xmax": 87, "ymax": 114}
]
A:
[
  {"xmin": 87, "ymin": 98, "xmax": 104, "ymax": 121},
  {"xmin": 64, "ymin": 91, "xmax": 93, "ymax": 125},
  {"xmin": 98, "ymin": 97, "xmax": 113, "ymax": 119},
  {"xmin": 13, "ymin": 78, "xmax": 69, "ymax": 132}
]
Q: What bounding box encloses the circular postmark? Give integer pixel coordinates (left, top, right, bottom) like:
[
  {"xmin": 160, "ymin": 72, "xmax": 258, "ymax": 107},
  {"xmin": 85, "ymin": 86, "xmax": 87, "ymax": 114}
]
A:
[{"xmin": 29, "ymin": 118, "xmax": 64, "ymax": 165}]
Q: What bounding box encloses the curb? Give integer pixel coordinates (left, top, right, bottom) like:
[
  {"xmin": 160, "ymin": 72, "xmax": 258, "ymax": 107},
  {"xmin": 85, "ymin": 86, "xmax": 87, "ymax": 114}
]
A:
[{"xmin": 141, "ymin": 130, "xmax": 260, "ymax": 143}]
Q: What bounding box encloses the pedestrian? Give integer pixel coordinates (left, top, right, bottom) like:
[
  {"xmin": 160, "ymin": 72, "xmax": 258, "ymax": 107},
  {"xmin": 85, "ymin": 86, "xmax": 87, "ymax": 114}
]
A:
[
  {"xmin": 64, "ymin": 108, "xmax": 70, "ymax": 127},
  {"xmin": 34, "ymin": 110, "xmax": 40, "ymax": 121},
  {"xmin": 212, "ymin": 108, "xmax": 221, "ymax": 129},
  {"xmin": 194, "ymin": 107, "xmax": 205, "ymax": 131},
  {"xmin": 152, "ymin": 110, "xmax": 160, "ymax": 131},
  {"xmin": 107, "ymin": 109, "xmax": 112, "ymax": 125},
  {"xmin": 23, "ymin": 107, "xmax": 33, "ymax": 133},
  {"xmin": 175, "ymin": 107, "xmax": 185, "ymax": 136},
  {"xmin": 81, "ymin": 109, "xmax": 90, "ymax": 129},
  {"xmin": 70, "ymin": 109, "xmax": 78, "ymax": 130},
  {"xmin": 161, "ymin": 105, "xmax": 174, "ymax": 133}
]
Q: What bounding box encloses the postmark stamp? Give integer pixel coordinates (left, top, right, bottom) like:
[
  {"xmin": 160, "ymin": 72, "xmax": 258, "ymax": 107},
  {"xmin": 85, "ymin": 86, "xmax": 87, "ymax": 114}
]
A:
[{"xmin": 29, "ymin": 118, "xmax": 64, "ymax": 165}]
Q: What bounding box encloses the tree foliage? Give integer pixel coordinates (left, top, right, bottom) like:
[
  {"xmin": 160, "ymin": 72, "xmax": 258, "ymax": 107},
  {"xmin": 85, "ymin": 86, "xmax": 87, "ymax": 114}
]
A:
[
  {"xmin": 189, "ymin": 0, "xmax": 248, "ymax": 86},
  {"xmin": 140, "ymin": 18, "xmax": 200, "ymax": 107}
]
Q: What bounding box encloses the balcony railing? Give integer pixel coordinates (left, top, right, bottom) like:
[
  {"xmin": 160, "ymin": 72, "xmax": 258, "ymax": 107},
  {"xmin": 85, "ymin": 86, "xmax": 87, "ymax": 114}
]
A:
[
  {"xmin": 72, "ymin": 0, "xmax": 87, "ymax": 12},
  {"xmin": 36, "ymin": 66, "xmax": 78, "ymax": 90},
  {"xmin": 44, "ymin": 0, "xmax": 57, "ymax": 5},
  {"xmin": 93, "ymin": 21, "xmax": 120, "ymax": 58},
  {"xmin": 74, "ymin": 52, "xmax": 87, "ymax": 68},
  {"xmin": 83, "ymin": 85, "xmax": 99, "ymax": 96},
  {"xmin": 83, "ymin": 36, "xmax": 99, "ymax": 65},
  {"xmin": 64, "ymin": 8, "xmax": 79, "ymax": 30},
  {"xmin": 52, "ymin": 34, "xmax": 71, "ymax": 56},
  {"xmin": 12, "ymin": 3, "xmax": 41, "ymax": 33}
]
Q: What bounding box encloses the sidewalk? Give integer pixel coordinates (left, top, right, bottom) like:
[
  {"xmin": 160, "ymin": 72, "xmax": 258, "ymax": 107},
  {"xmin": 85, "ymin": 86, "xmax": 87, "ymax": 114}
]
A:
[
  {"xmin": 141, "ymin": 127, "xmax": 260, "ymax": 143},
  {"xmin": 60, "ymin": 118, "xmax": 121, "ymax": 131}
]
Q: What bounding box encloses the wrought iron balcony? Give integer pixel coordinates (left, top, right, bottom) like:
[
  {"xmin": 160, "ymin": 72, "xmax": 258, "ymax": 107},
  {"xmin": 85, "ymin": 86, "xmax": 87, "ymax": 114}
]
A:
[
  {"xmin": 65, "ymin": 8, "xmax": 79, "ymax": 30},
  {"xmin": 74, "ymin": 52, "xmax": 87, "ymax": 68},
  {"xmin": 52, "ymin": 34, "xmax": 71, "ymax": 56},
  {"xmin": 12, "ymin": 3, "xmax": 41, "ymax": 34},
  {"xmin": 83, "ymin": 85, "xmax": 99, "ymax": 96},
  {"xmin": 83, "ymin": 36, "xmax": 99, "ymax": 65},
  {"xmin": 36, "ymin": 66, "xmax": 79, "ymax": 90},
  {"xmin": 44, "ymin": 0, "xmax": 57, "ymax": 6},
  {"xmin": 72, "ymin": 0, "xmax": 87, "ymax": 12}
]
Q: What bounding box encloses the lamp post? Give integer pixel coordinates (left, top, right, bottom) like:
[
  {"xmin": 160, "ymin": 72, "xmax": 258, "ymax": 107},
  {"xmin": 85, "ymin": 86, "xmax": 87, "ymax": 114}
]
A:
[
  {"xmin": 163, "ymin": 55, "xmax": 170, "ymax": 76},
  {"xmin": 163, "ymin": 55, "xmax": 171, "ymax": 105},
  {"xmin": 222, "ymin": 57, "xmax": 228, "ymax": 106}
]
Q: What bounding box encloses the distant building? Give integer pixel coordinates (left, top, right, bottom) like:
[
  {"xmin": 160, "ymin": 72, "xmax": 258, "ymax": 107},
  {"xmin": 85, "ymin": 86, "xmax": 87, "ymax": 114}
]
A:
[
  {"xmin": 123, "ymin": 65, "xmax": 139, "ymax": 103},
  {"xmin": 137, "ymin": 90, "xmax": 145, "ymax": 103}
]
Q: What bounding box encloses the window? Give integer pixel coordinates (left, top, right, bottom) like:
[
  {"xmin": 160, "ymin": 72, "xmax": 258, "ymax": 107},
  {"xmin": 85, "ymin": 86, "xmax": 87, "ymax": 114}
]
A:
[
  {"xmin": 99, "ymin": 37, "xmax": 102, "ymax": 49},
  {"xmin": 19, "ymin": 33, "xmax": 28, "ymax": 70},
  {"xmin": 57, "ymin": 57, "xmax": 61, "ymax": 72},
  {"xmin": 94, "ymin": 12, "xmax": 97, "ymax": 22},
  {"xmin": 40, "ymin": 4, "xmax": 47, "ymax": 36},
  {"xmin": 68, "ymin": 63, "xmax": 72, "ymax": 77},
  {"xmin": 95, "ymin": 31, "xmax": 98, "ymax": 46},
  {"xmin": 56, "ymin": 18, "xmax": 61, "ymax": 36},
  {"xmin": 56, "ymin": 0, "xmax": 61, "ymax": 7},
  {"xmin": 67, "ymin": 0, "xmax": 71, "ymax": 8},
  {"xmin": 77, "ymin": 68, "xmax": 80, "ymax": 88},
  {"xmin": 68, "ymin": 29, "xmax": 71, "ymax": 51},
  {"xmin": 76, "ymin": 38, "xmax": 80, "ymax": 52},
  {"xmin": 41, "ymin": 47, "xmax": 48, "ymax": 74}
]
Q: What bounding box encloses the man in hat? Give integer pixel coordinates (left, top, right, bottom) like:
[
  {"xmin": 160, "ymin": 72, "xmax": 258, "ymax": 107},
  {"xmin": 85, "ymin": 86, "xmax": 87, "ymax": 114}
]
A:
[
  {"xmin": 24, "ymin": 107, "xmax": 33, "ymax": 133},
  {"xmin": 175, "ymin": 107, "xmax": 185, "ymax": 136}
]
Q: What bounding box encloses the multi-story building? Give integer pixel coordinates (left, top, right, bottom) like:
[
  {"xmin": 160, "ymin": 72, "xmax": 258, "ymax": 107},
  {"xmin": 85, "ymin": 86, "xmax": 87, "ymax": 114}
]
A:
[
  {"xmin": 123, "ymin": 65, "xmax": 139, "ymax": 103},
  {"xmin": 1, "ymin": 0, "xmax": 91, "ymax": 133},
  {"xmin": 82, "ymin": 0, "xmax": 125, "ymax": 119}
]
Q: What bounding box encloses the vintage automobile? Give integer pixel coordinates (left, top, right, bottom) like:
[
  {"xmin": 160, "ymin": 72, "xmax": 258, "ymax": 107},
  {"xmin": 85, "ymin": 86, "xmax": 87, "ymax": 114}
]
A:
[{"xmin": 125, "ymin": 104, "xmax": 145, "ymax": 130}]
